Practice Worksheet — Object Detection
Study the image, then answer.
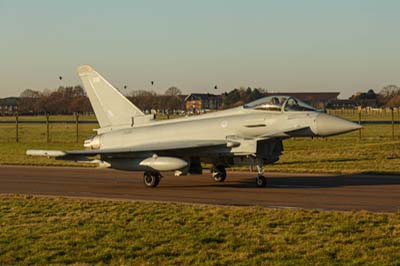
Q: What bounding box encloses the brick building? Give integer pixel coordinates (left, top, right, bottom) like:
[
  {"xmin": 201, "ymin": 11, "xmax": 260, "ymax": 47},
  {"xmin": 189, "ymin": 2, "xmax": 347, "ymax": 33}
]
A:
[{"xmin": 184, "ymin": 93, "xmax": 222, "ymax": 112}]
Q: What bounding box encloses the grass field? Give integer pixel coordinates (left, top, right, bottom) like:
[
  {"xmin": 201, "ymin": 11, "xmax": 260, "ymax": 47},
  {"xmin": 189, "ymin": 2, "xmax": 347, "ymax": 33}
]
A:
[
  {"xmin": 1, "ymin": 115, "xmax": 400, "ymax": 174},
  {"xmin": 0, "ymin": 195, "xmax": 399, "ymax": 265},
  {"xmin": 267, "ymin": 127, "xmax": 400, "ymax": 174},
  {"xmin": 0, "ymin": 123, "xmax": 97, "ymax": 167}
]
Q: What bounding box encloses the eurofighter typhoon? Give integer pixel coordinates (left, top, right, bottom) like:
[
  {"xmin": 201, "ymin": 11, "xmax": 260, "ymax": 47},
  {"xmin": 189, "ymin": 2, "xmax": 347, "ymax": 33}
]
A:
[{"xmin": 27, "ymin": 65, "xmax": 362, "ymax": 187}]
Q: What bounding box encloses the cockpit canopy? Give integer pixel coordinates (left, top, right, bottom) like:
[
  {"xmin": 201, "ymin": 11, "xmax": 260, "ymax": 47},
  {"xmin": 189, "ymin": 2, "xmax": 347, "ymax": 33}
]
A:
[{"xmin": 243, "ymin": 96, "xmax": 317, "ymax": 112}]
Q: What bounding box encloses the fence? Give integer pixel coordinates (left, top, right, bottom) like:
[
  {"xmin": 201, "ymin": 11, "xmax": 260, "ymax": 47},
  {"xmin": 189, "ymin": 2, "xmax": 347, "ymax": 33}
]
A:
[
  {"xmin": 1, "ymin": 110, "xmax": 400, "ymax": 143},
  {"xmin": 327, "ymin": 107, "xmax": 400, "ymax": 121},
  {"xmin": 0, "ymin": 113, "xmax": 97, "ymax": 143},
  {"xmin": 327, "ymin": 108, "xmax": 400, "ymax": 140}
]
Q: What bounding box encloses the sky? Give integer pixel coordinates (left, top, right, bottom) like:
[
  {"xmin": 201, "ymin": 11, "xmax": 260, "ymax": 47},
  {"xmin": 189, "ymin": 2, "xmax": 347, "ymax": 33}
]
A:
[{"xmin": 1, "ymin": 0, "xmax": 399, "ymax": 98}]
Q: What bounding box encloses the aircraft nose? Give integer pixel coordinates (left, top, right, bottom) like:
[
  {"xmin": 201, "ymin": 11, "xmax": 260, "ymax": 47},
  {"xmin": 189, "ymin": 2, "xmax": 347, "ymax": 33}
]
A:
[{"xmin": 314, "ymin": 113, "xmax": 362, "ymax": 137}]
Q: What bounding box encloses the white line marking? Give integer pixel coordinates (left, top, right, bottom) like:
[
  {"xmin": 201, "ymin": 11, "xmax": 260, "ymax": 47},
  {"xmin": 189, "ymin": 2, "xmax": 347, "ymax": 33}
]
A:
[{"xmin": 269, "ymin": 185, "xmax": 319, "ymax": 188}]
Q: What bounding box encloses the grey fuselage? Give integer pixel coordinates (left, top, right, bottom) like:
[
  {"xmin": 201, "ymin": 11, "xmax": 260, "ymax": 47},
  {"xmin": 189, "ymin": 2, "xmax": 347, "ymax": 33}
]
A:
[
  {"xmin": 97, "ymin": 107, "xmax": 313, "ymax": 150},
  {"xmin": 87, "ymin": 104, "xmax": 359, "ymax": 172}
]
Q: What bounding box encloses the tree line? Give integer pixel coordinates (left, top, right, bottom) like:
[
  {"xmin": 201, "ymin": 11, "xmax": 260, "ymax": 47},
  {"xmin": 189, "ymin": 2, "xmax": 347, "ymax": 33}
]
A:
[
  {"xmin": 346, "ymin": 85, "xmax": 400, "ymax": 108},
  {"xmin": 13, "ymin": 84, "xmax": 400, "ymax": 115},
  {"xmin": 18, "ymin": 86, "xmax": 92, "ymax": 115},
  {"xmin": 17, "ymin": 86, "xmax": 186, "ymax": 115},
  {"xmin": 222, "ymin": 87, "xmax": 265, "ymax": 107},
  {"xmin": 16, "ymin": 85, "xmax": 266, "ymax": 115}
]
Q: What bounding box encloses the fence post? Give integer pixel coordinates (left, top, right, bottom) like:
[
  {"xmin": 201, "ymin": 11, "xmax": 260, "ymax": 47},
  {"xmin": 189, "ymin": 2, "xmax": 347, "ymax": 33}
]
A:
[
  {"xmin": 358, "ymin": 107, "xmax": 362, "ymax": 141},
  {"xmin": 391, "ymin": 107, "xmax": 395, "ymax": 140},
  {"xmin": 15, "ymin": 113, "xmax": 19, "ymax": 143},
  {"xmin": 46, "ymin": 113, "xmax": 50, "ymax": 143},
  {"xmin": 75, "ymin": 112, "xmax": 79, "ymax": 143}
]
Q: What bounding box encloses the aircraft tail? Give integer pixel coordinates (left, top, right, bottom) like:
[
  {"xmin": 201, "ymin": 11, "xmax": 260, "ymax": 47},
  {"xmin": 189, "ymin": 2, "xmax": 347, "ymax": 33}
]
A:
[{"xmin": 77, "ymin": 65, "xmax": 147, "ymax": 130}]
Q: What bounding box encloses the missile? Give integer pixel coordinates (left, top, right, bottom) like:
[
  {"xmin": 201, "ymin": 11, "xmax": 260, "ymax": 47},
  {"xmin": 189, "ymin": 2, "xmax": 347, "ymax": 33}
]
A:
[
  {"xmin": 26, "ymin": 149, "xmax": 66, "ymax": 157},
  {"xmin": 139, "ymin": 155, "xmax": 188, "ymax": 171}
]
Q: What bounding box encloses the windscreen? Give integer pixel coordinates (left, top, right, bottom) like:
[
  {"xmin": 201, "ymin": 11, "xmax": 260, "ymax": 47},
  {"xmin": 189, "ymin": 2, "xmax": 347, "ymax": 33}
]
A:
[
  {"xmin": 243, "ymin": 96, "xmax": 288, "ymax": 111},
  {"xmin": 284, "ymin": 97, "xmax": 316, "ymax": 112},
  {"xmin": 244, "ymin": 96, "xmax": 317, "ymax": 112}
]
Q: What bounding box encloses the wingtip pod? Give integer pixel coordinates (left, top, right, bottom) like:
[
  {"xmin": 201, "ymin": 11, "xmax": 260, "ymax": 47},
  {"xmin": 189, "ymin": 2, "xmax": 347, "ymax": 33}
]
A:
[{"xmin": 77, "ymin": 65, "xmax": 94, "ymax": 76}]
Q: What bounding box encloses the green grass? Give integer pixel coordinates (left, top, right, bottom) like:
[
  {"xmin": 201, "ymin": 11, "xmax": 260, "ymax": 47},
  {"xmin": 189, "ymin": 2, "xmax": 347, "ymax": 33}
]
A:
[
  {"xmin": 0, "ymin": 123, "xmax": 97, "ymax": 167},
  {"xmin": 1, "ymin": 116, "xmax": 400, "ymax": 174},
  {"xmin": 269, "ymin": 124, "xmax": 400, "ymax": 174},
  {"xmin": 0, "ymin": 195, "xmax": 399, "ymax": 265},
  {"xmin": 267, "ymin": 138, "xmax": 400, "ymax": 174}
]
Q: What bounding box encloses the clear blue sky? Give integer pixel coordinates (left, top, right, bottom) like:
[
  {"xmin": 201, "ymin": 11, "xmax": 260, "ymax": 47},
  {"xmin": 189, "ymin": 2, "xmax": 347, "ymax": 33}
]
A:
[{"xmin": 1, "ymin": 0, "xmax": 399, "ymax": 98}]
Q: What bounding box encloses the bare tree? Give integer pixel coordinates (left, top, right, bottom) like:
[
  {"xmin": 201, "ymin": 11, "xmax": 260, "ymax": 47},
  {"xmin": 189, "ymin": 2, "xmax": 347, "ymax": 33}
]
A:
[
  {"xmin": 128, "ymin": 90, "xmax": 157, "ymax": 111},
  {"xmin": 380, "ymin": 85, "xmax": 400, "ymax": 98},
  {"xmin": 20, "ymin": 89, "xmax": 41, "ymax": 98},
  {"xmin": 379, "ymin": 85, "xmax": 400, "ymax": 106},
  {"xmin": 165, "ymin": 86, "xmax": 182, "ymax": 96}
]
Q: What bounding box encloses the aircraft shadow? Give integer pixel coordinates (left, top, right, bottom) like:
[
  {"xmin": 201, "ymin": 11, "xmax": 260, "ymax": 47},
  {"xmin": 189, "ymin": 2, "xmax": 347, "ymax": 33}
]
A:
[
  {"xmin": 276, "ymin": 158, "xmax": 369, "ymax": 165},
  {"xmin": 170, "ymin": 173, "xmax": 400, "ymax": 189}
]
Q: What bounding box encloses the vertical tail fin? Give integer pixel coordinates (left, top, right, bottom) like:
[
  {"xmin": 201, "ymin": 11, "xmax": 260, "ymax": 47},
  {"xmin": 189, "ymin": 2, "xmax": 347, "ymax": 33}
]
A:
[{"xmin": 77, "ymin": 65, "xmax": 144, "ymax": 129}]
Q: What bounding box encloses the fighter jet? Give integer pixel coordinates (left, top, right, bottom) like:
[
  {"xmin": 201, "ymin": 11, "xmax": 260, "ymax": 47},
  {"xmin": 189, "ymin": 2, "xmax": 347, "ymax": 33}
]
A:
[{"xmin": 27, "ymin": 65, "xmax": 362, "ymax": 187}]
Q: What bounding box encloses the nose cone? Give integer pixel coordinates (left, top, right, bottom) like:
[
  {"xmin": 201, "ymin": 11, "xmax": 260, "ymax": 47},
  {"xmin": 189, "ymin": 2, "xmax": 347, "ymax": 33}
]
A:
[{"xmin": 314, "ymin": 113, "xmax": 362, "ymax": 137}]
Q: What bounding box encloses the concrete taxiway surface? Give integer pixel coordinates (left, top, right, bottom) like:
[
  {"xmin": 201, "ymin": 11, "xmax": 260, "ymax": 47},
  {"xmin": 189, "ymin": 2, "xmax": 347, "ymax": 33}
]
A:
[{"xmin": 0, "ymin": 165, "xmax": 399, "ymax": 212}]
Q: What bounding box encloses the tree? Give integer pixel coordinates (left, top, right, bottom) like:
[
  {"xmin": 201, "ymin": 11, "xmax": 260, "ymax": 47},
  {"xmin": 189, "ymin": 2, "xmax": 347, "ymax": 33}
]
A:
[
  {"xmin": 72, "ymin": 85, "xmax": 86, "ymax": 97},
  {"xmin": 18, "ymin": 85, "xmax": 92, "ymax": 115},
  {"xmin": 164, "ymin": 86, "xmax": 182, "ymax": 96},
  {"xmin": 68, "ymin": 96, "xmax": 92, "ymax": 113},
  {"xmin": 223, "ymin": 89, "xmax": 241, "ymax": 108},
  {"xmin": 18, "ymin": 89, "xmax": 42, "ymax": 114},
  {"xmin": 385, "ymin": 95, "xmax": 400, "ymax": 107},
  {"xmin": 379, "ymin": 85, "xmax": 400, "ymax": 106},
  {"xmin": 221, "ymin": 87, "xmax": 265, "ymax": 108},
  {"xmin": 128, "ymin": 90, "xmax": 157, "ymax": 111},
  {"xmin": 247, "ymin": 88, "xmax": 263, "ymax": 102},
  {"xmin": 380, "ymin": 85, "xmax": 400, "ymax": 98},
  {"xmin": 19, "ymin": 89, "xmax": 41, "ymax": 98}
]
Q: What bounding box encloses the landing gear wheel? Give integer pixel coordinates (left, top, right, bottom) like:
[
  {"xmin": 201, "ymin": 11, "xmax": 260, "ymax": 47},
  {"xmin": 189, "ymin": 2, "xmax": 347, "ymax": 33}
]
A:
[
  {"xmin": 256, "ymin": 176, "xmax": 267, "ymax": 187},
  {"xmin": 212, "ymin": 165, "xmax": 227, "ymax": 182},
  {"xmin": 143, "ymin": 171, "xmax": 161, "ymax": 188}
]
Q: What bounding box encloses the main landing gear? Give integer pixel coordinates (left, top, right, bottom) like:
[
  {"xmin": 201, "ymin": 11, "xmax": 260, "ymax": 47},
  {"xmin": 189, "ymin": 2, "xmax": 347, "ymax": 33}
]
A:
[
  {"xmin": 211, "ymin": 165, "xmax": 227, "ymax": 182},
  {"xmin": 142, "ymin": 163, "xmax": 267, "ymax": 188},
  {"xmin": 143, "ymin": 171, "xmax": 161, "ymax": 188},
  {"xmin": 211, "ymin": 163, "xmax": 267, "ymax": 187},
  {"xmin": 255, "ymin": 162, "xmax": 267, "ymax": 188}
]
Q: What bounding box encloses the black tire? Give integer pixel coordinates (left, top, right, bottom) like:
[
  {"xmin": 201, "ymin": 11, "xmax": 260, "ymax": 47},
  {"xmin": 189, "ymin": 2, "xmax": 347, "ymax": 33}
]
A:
[
  {"xmin": 143, "ymin": 171, "xmax": 160, "ymax": 188},
  {"xmin": 212, "ymin": 165, "xmax": 227, "ymax": 182},
  {"xmin": 256, "ymin": 176, "xmax": 267, "ymax": 187}
]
